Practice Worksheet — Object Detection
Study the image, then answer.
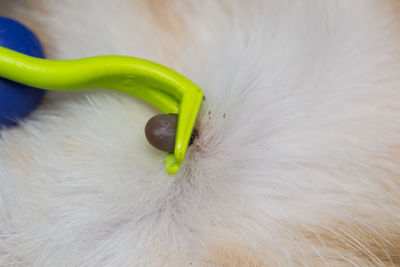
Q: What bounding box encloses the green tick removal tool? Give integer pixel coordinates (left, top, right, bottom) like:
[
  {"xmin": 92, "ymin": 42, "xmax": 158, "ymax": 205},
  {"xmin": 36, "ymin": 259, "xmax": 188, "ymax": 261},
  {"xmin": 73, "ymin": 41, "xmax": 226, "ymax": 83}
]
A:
[{"xmin": 0, "ymin": 39, "xmax": 202, "ymax": 175}]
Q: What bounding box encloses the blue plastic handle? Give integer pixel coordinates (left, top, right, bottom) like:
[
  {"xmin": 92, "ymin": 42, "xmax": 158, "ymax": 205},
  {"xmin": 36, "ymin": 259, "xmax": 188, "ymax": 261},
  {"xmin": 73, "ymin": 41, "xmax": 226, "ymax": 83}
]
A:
[{"xmin": 0, "ymin": 17, "xmax": 46, "ymax": 128}]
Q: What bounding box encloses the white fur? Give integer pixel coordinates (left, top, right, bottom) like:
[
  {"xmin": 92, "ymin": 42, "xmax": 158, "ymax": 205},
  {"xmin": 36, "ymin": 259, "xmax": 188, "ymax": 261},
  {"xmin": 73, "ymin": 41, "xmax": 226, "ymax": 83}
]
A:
[{"xmin": 0, "ymin": 0, "xmax": 400, "ymax": 266}]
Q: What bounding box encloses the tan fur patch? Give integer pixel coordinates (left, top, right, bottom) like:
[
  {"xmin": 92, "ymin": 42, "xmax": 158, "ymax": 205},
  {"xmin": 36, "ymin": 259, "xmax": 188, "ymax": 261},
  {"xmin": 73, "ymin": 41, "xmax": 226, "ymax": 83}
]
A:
[
  {"xmin": 302, "ymin": 222, "xmax": 400, "ymax": 266},
  {"xmin": 207, "ymin": 243, "xmax": 267, "ymax": 267},
  {"xmin": 145, "ymin": 0, "xmax": 190, "ymax": 65},
  {"xmin": 209, "ymin": 223, "xmax": 400, "ymax": 266}
]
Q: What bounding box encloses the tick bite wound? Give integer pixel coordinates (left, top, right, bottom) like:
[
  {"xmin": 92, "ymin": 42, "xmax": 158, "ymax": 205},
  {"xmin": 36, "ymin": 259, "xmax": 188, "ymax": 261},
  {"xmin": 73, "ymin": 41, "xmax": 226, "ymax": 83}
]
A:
[{"xmin": 145, "ymin": 114, "xmax": 198, "ymax": 153}]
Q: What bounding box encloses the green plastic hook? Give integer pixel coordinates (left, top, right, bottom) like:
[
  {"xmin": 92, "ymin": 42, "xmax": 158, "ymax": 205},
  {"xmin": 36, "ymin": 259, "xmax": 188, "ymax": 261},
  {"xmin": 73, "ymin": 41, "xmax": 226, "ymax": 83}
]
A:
[{"xmin": 0, "ymin": 46, "xmax": 203, "ymax": 174}]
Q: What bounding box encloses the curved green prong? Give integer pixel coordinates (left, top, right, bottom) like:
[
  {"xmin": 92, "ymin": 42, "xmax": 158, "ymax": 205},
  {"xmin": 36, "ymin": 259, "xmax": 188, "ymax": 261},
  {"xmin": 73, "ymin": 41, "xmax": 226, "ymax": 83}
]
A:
[{"xmin": 0, "ymin": 46, "xmax": 202, "ymax": 174}]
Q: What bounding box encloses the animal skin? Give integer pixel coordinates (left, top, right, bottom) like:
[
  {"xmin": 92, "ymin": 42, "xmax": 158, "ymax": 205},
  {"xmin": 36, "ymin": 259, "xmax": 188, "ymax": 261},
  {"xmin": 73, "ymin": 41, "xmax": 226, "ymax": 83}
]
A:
[{"xmin": 0, "ymin": 0, "xmax": 400, "ymax": 266}]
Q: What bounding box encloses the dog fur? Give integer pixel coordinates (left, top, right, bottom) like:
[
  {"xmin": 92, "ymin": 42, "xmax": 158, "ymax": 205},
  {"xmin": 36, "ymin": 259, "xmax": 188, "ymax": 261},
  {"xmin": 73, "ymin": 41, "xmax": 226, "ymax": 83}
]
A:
[{"xmin": 0, "ymin": 0, "xmax": 400, "ymax": 266}]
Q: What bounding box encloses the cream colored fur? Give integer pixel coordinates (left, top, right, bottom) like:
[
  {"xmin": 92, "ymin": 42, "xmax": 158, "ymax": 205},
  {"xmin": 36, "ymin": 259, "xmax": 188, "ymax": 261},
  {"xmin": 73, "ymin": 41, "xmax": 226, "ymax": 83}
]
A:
[{"xmin": 0, "ymin": 0, "xmax": 400, "ymax": 266}]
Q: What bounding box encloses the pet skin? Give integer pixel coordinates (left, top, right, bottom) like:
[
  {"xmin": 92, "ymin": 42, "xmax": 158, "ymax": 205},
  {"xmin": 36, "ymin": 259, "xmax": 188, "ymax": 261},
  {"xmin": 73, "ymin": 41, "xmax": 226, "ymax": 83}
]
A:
[{"xmin": 0, "ymin": 0, "xmax": 399, "ymax": 266}]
